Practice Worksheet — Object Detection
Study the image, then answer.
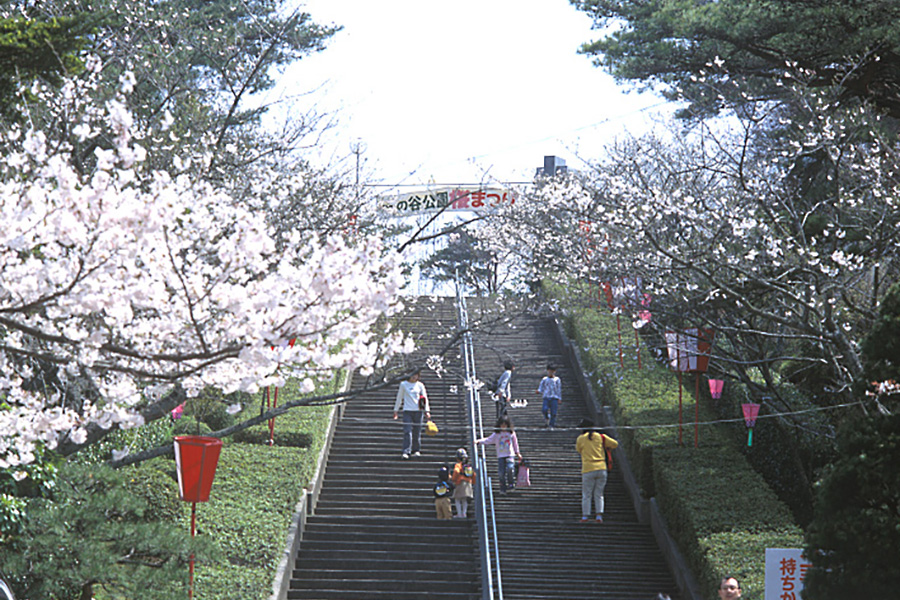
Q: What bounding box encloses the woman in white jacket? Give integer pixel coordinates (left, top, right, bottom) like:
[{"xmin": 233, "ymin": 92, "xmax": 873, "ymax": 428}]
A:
[{"xmin": 393, "ymin": 369, "xmax": 430, "ymax": 459}]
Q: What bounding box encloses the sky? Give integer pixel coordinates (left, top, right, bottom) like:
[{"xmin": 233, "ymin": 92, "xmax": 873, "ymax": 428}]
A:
[{"xmin": 266, "ymin": 0, "xmax": 672, "ymax": 190}]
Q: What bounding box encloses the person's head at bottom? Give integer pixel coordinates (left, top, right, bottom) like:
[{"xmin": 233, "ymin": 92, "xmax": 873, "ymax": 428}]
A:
[{"xmin": 718, "ymin": 576, "xmax": 742, "ymax": 600}]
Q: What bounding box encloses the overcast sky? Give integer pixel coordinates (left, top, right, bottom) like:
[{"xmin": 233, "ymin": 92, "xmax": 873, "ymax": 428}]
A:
[{"xmin": 268, "ymin": 0, "xmax": 670, "ymax": 189}]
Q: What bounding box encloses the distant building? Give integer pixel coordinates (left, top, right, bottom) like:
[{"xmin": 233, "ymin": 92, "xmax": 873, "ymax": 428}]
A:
[{"xmin": 535, "ymin": 155, "xmax": 568, "ymax": 178}]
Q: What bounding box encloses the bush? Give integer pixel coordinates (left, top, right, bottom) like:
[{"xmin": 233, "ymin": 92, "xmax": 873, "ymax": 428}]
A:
[
  {"xmin": 183, "ymin": 390, "xmax": 245, "ymax": 432},
  {"xmin": 232, "ymin": 426, "xmax": 313, "ymax": 448},
  {"xmin": 191, "ymin": 375, "xmax": 339, "ymax": 600},
  {"xmin": 173, "ymin": 416, "xmax": 212, "ymax": 437},
  {"xmin": 126, "ymin": 463, "xmax": 184, "ymax": 522},
  {"xmin": 72, "ymin": 417, "xmax": 176, "ymax": 465},
  {"xmin": 803, "ymin": 414, "xmax": 900, "ymax": 599}
]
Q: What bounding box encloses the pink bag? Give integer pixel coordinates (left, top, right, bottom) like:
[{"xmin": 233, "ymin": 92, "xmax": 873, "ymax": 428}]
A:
[{"xmin": 516, "ymin": 459, "xmax": 531, "ymax": 487}]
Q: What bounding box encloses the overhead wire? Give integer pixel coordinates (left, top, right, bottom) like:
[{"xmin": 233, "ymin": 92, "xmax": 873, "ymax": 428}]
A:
[{"xmin": 319, "ymin": 399, "xmax": 865, "ymax": 433}]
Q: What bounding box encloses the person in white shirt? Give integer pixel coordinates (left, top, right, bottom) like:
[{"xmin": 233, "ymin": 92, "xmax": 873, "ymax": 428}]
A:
[{"xmin": 393, "ymin": 369, "xmax": 430, "ymax": 459}]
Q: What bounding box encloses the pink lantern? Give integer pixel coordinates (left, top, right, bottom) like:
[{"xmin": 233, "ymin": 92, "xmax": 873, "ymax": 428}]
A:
[
  {"xmin": 708, "ymin": 379, "xmax": 724, "ymax": 400},
  {"xmin": 741, "ymin": 403, "xmax": 761, "ymax": 447}
]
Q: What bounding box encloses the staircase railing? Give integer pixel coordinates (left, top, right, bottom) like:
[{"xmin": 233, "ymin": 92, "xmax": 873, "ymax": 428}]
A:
[{"xmin": 456, "ymin": 282, "xmax": 504, "ymax": 600}]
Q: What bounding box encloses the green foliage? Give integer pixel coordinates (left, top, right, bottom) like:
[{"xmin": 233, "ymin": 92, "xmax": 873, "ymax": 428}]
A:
[
  {"xmin": 184, "ymin": 390, "xmax": 247, "ymax": 431},
  {"xmin": 0, "ymin": 15, "xmax": 95, "ymax": 116},
  {"xmin": 232, "ymin": 426, "xmax": 313, "ymax": 448},
  {"xmin": 860, "ymin": 281, "xmax": 900, "ymax": 386},
  {"xmin": 125, "ymin": 463, "xmax": 184, "ymax": 522},
  {"xmin": 0, "ymin": 493, "xmax": 26, "ymax": 538},
  {"xmin": 420, "ymin": 228, "xmax": 501, "ymax": 295},
  {"xmin": 571, "ymin": 0, "xmax": 900, "ymax": 119},
  {"xmin": 653, "ymin": 446, "xmax": 803, "ymax": 599},
  {"xmin": 804, "ymin": 414, "xmax": 900, "ymax": 599},
  {"xmin": 0, "ymin": 447, "xmax": 59, "ymax": 537},
  {"xmin": 190, "ymin": 379, "xmax": 336, "ymax": 600},
  {"xmin": 0, "ymin": 461, "xmax": 209, "ymax": 600},
  {"xmin": 173, "ymin": 416, "xmax": 213, "ymax": 437},
  {"xmin": 543, "ymin": 278, "xmax": 803, "ymax": 600},
  {"xmin": 73, "ymin": 417, "xmax": 176, "ymax": 464}
]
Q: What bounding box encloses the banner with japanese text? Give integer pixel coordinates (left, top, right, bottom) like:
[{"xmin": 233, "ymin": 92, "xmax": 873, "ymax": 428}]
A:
[{"xmin": 381, "ymin": 187, "xmax": 516, "ymax": 216}]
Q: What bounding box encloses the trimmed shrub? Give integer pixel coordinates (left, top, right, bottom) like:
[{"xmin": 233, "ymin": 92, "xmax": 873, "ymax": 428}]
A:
[
  {"xmin": 126, "ymin": 463, "xmax": 184, "ymax": 522},
  {"xmin": 232, "ymin": 426, "xmax": 313, "ymax": 448},
  {"xmin": 172, "ymin": 416, "xmax": 212, "ymax": 437}
]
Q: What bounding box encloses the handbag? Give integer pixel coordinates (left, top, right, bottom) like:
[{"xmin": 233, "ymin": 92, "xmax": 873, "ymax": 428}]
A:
[
  {"xmin": 515, "ymin": 457, "xmax": 531, "ymax": 487},
  {"xmin": 425, "ymin": 420, "xmax": 439, "ymax": 436}
]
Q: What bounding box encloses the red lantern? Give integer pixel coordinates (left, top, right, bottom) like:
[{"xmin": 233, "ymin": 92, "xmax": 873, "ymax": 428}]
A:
[
  {"xmin": 708, "ymin": 379, "xmax": 724, "ymax": 399},
  {"xmin": 174, "ymin": 436, "xmax": 222, "ymax": 599},
  {"xmin": 175, "ymin": 436, "xmax": 222, "ymax": 502}
]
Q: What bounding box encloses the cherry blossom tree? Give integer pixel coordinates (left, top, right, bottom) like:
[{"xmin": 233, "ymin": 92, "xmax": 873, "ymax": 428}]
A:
[
  {"xmin": 492, "ymin": 80, "xmax": 900, "ymax": 416},
  {"xmin": 0, "ymin": 61, "xmax": 412, "ymax": 471}
]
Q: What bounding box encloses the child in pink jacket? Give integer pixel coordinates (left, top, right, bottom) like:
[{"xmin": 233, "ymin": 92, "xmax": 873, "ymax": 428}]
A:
[{"xmin": 476, "ymin": 415, "xmax": 522, "ymax": 494}]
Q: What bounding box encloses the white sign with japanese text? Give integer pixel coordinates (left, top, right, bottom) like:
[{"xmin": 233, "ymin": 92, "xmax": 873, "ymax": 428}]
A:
[
  {"xmin": 381, "ymin": 187, "xmax": 515, "ymax": 216},
  {"xmin": 765, "ymin": 548, "xmax": 811, "ymax": 600}
]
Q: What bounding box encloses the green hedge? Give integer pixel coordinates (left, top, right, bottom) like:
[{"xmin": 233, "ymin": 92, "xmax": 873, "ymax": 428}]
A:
[
  {"xmin": 545, "ymin": 280, "xmax": 803, "ymax": 600},
  {"xmin": 187, "ymin": 375, "xmax": 340, "ymax": 600}
]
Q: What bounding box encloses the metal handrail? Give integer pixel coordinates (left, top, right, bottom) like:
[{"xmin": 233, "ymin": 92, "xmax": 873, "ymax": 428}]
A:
[{"xmin": 456, "ymin": 281, "xmax": 503, "ymax": 600}]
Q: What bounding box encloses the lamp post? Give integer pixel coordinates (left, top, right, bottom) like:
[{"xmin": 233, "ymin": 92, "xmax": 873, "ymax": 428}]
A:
[{"xmin": 174, "ymin": 435, "xmax": 222, "ymax": 599}]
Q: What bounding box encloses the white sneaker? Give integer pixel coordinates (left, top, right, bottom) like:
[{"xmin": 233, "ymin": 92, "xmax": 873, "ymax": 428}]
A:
[
  {"xmin": 401, "ymin": 453, "xmax": 410, "ymax": 459},
  {"xmin": 413, "ymin": 451, "xmax": 421, "ymax": 457}
]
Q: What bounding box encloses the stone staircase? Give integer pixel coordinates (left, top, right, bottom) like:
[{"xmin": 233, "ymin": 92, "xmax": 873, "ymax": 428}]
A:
[
  {"xmin": 288, "ymin": 297, "xmax": 480, "ymax": 599},
  {"xmin": 288, "ymin": 295, "xmax": 682, "ymax": 600},
  {"xmin": 468, "ymin": 297, "xmax": 680, "ymax": 600}
]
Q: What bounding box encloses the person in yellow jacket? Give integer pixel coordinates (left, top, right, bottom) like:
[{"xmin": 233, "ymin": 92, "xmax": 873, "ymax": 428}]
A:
[{"xmin": 575, "ymin": 418, "xmax": 618, "ymax": 523}]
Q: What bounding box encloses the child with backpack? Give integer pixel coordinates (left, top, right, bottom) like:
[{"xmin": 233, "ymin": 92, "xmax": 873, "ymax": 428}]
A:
[
  {"xmin": 476, "ymin": 415, "xmax": 522, "ymax": 495},
  {"xmin": 575, "ymin": 418, "xmax": 618, "ymax": 523},
  {"xmin": 433, "ymin": 464, "xmax": 455, "ymax": 519},
  {"xmin": 450, "ymin": 448, "xmax": 475, "ymax": 517}
]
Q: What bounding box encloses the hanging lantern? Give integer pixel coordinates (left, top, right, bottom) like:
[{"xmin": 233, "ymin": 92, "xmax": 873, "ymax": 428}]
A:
[
  {"xmin": 708, "ymin": 379, "xmax": 724, "ymax": 400},
  {"xmin": 174, "ymin": 436, "xmax": 222, "ymax": 503},
  {"xmin": 665, "ymin": 328, "xmax": 714, "ymax": 373},
  {"xmin": 174, "ymin": 436, "xmax": 222, "ymax": 600},
  {"xmin": 665, "ymin": 329, "xmax": 715, "ymax": 448},
  {"xmin": 741, "ymin": 403, "xmax": 761, "ymax": 447}
]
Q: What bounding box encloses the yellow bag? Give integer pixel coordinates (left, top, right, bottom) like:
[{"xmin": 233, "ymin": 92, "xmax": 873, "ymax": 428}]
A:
[{"xmin": 425, "ymin": 420, "xmax": 439, "ymax": 436}]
